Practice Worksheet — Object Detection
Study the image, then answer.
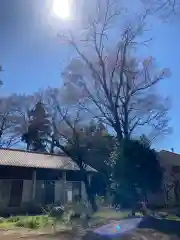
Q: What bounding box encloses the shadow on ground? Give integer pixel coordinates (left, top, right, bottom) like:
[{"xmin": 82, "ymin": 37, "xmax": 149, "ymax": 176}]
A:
[
  {"xmin": 1, "ymin": 217, "xmax": 180, "ymax": 240},
  {"xmin": 138, "ymin": 216, "xmax": 180, "ymax": 236},
  {"xmin": 83, "ymin": 216, "xmax": 180, "ymax": 240}
]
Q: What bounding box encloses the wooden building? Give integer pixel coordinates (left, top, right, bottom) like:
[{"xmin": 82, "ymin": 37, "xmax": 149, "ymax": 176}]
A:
[{"xmin": 0, "ymin": 148, "xmax": 96, "ymax": 215}]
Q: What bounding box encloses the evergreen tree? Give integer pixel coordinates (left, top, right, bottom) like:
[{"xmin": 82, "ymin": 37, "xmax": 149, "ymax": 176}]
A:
[
  {"xmin": 22, "ymin": 101, "xmax": 51, "ymax": 152},
  {"xmin": 112, "ymin": 139, "xmax": 162, "ymax": 211}
]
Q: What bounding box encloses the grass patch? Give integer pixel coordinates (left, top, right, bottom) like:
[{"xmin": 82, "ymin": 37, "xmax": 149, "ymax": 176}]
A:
[
  {"xmin": 94, "ymin": 209, "xmax": 180, "ymax": 222},
  {"xmin": 93, "ymin": 208, "xmax": 130, "ymax": 220},
  {"xmin": 159, "ymin": 214, "xmax": 180, "ymax": 221},
  {"xmin": 15, "ymin": 215, "xmax": 51, "ymax": 229},
  {"xmin": 0, "ymin": 221, "xmax": 15, "ymax": 229},
  {"xmin": 1, "ymin": 208, "xmax": 180, "ymax": 232},
  {"xmin": 0, "ymin": 215, "xmax": 54, "ymax": 229}
]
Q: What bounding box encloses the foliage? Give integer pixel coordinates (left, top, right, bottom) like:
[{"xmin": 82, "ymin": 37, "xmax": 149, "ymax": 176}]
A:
[
  {"xmin": 64, "ymin": 200, "xmax": 93, "ymax": 229},
  {"xmin": 64, "ymin": 200, "xmax": 93, "ymax": 220},
  {"xmin": 112, "ymin": 139, "xmax": 163, "ymax": 204},
  {"xmin": 14, "ymin": 216, "xmax": 49, "ymax": 229},
  {"xmin": 139, "ymin": 134, "xmax": 151, "ymax": 148},
  {"xmin": 7, "ymin": 216, "xmax": 21, "ymax": 223},
  {"xmin": 41, "ymin": 201, "xmax": 93, "ymax": 231},
  {"xmin": 95, "ymin": 195, "xmax": 105, "ymax": 207},
  {"xmin": 15, "ymin": 216, "xmax": 40, "ymax": 229},
  {"xmin": 112, "ymin": 183, "xmax": 134, "ymax": 208},
  {"xmin": 0, "ymin": 215, "xmax": 51, "ymax": 229},
  {"xmin": 21, "ymin": 101, "xmax": 51, "ymax": 151},
  {"xmin": 64, "ymin": 120, "xmax": 115, "ymax": 195},
  {"xmin": 68, "ymin": 121, "xmax": 115, "ymax": 175}
]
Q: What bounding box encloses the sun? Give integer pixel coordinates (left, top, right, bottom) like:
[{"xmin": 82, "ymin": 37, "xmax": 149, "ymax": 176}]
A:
[{"xmin": 52, "ymin": 0, "xmax": 71, "ymax": 19}]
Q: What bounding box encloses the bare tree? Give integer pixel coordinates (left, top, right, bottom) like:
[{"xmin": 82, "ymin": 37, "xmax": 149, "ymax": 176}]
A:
[
  {"xmin": 58, "ymin": 0, "xmax": 171, "ymax": 142},
  {"xmin": 0, "ymin": 64, "xmax": 3, "ymax": 86},
  {"xmin": 42, "ymin": 88, "xmax": 98, "ymax": 211},
  {"xmin": 0, "ymin": 95, "xmax": 23, "ymax": 148},
  {"xmin": 0, "ymin": 67, "xmax": 23, "ymax": 147},
  {"xmin": 142, "ymin": 0, "xmax": 180, "ymax": 17}
]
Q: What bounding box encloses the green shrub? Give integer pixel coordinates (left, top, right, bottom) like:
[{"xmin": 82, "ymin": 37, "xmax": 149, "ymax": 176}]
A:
[
  {"xmin": 7, "ymin": 216, "xmax": 20, "ymax": 223},
  {"xmin": 62, "ymin": 200, "xmax": 92, "ymax": 229},
  {"xmin": 15, "ymin": 216, "xmax": 40, "ymax": 229},
  {"xmin": 15, "ymin": 219, "xmax": 25, "ymax": 227},
  {"xmin": 39, "ymin": 215, "xmax": 49, "ymax": 227},
  {"xmin": 96, "ymin": 196, "xmax": 105, "ymax": 206},
  {"xmin": 27, "ymin": 217, "xmax": 40, "ymax": 229}
]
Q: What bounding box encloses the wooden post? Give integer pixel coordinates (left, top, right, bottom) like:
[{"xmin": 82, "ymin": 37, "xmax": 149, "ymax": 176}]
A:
[
  {"xmin": 88, "ymin": 174, "xmax": 91, "ymax": 185},
  {"xmin": 62, "ymin": 172, "xmax": 66, "ymax": 182},
  {"xmin": 62, "ymin": 172, "xmax": 66, "ymax": 203},
  {"xmin": 81, "ymin": 181, "xmax": 87, "ymax": 201},
  {"xmin": 32, "ymin": 169, "xmax": 36, "ymax": 201}
]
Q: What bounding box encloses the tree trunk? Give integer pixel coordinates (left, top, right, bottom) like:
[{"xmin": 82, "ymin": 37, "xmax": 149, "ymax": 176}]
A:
[
  {"xmin": 114, "ymin": 123, "xmax": 123, "ymax": 143},
  {"xmin": 82, "ymin": 169, "xmax": 98, "ymax": 212},
  {"xmin": 52, "ymin": 141, "xmax": 98, "ymax": 212},
  {"xmin": 123, "ymin": 102, "xmax": 129, "ymax": 139},
  {"xmin": 50, "ymin": 135, "xmax": 55, "ymax": 154},
  {"xmin": 26, "ymin": 143, "xmax": 30, "ymax": 151},
  {"xmin": 131, "ymin": 185, "xmax": 139, "ymax": 216}
]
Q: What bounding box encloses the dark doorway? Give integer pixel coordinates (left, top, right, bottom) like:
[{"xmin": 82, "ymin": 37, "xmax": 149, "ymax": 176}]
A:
[
  {"xmin": 9, "ymin": 180, "xmax": 23, "ymax": 207},
  {"xmin": 44, "ymin": 180, "xmax": 55, "ymax": 204}
]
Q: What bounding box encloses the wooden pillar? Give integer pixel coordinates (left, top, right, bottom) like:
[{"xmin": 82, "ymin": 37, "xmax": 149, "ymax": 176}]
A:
[
  {"xmin": 62, "ymin": 172, "xmax": 66, "ymax": 203},
  {"xmin": 62, "ymin": 172, "xmax": 66, "ymax": 182},
  {"xmin": 81, "ymin": 181, "xmax": 87, "ymax": 200},
  {"xmin": 88, "ymin": 174, "xmax": 91, "ymax": 185},
  {"xmin": 32, "ymin": 169, "xmax": 36, "ymax": 201}
]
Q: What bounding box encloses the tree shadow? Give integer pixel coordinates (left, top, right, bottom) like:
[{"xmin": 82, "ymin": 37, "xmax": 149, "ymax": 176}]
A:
[
  {"xmin": 83, "ymin": 216, "xmax": 180, "ymax": 240},
  {"xmin": 138, "ymin": 216, "xmax": 180, "ymax": 237}
]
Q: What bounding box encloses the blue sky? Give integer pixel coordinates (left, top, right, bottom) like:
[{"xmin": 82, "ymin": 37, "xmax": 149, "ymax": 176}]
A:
[{"xmin": 0, "ymin": 0, "xmax": 179, "ymax": 152}]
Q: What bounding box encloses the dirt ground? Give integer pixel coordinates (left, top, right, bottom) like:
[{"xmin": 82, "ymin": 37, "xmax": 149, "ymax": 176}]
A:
[
  {"xmin": 1, "ymin": 214, "xmax": 180, "ymax": 240},
  {"xmin": 0, "ymin": 228, "xmax": 179, "ymax": 240},
  {"xmin": 0, "ymin": 229, "xmax": 75, "ymax": 240}
]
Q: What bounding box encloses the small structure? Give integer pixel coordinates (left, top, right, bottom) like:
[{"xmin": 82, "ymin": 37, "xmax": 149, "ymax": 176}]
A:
[{"xmin": 0, "ymin": 148, "xmax": 96, "ymax": 215}]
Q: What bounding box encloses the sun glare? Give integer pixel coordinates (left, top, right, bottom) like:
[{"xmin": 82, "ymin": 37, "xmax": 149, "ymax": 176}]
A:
[{"xmin": 52, "ymin": 0, "xmax": 71, "ymax": 19}]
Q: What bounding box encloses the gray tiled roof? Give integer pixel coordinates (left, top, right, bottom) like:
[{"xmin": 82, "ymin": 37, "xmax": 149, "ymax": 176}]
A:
[{"xmin": 0, "ymin": 148, "xmax": 96, "ymax": 172}]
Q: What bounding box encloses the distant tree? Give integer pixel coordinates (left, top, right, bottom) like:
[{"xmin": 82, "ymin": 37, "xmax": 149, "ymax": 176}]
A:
[
  {"xmin": 0, "ymin": 67, "xmax": 19, "ymax": 147},
  {"xmin": 22, "ymin": 101, "xmax": 51, "ymax": 152},
  {"xmin": 112, "ymin": 139, "xmax": 162, "ymax": 212},
  {"xmin": 0, "ymin": 95, "xmax": 22, "ymax": 147}
]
